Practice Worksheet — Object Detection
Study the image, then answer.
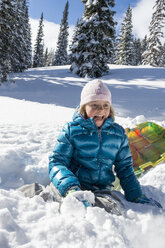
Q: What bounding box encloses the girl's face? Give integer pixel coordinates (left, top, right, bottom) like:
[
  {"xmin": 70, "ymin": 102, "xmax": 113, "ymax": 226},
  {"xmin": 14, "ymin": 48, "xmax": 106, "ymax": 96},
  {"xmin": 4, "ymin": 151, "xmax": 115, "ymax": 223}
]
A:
[{"xmin": 85, "ymin": 100, "xmax": 110, "ymax": 127}]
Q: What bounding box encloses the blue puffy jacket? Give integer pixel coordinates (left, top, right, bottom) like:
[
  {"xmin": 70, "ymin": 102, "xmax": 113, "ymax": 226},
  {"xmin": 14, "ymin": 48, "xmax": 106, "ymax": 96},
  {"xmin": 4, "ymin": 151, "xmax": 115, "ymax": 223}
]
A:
[{"xmin": 49, "ymin": 110, "xmax": 142, "ymax": 201}]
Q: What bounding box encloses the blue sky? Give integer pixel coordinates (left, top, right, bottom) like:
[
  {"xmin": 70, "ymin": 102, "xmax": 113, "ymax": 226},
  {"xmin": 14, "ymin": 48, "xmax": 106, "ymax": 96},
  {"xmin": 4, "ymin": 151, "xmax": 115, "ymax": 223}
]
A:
[
  {"xmin": 29, "ymin": 0, "xmax": 164, "ymax": 51},
  {"xmin": 28, "ymin": 0, "xmax": 139, "ymax": 25}
]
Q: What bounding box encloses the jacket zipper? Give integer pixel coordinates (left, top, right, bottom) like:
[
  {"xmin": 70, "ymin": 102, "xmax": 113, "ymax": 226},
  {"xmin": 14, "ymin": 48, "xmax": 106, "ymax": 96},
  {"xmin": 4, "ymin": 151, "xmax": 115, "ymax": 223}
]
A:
[
  {"xmin": 91, "ymin": 119, "xmax": 102, "ymax": 183},
  {"xmin": 98, "ymin": 128, "xmax": 102, "ymax": 143},
  {"xmin": 97, "ymin": 128, "xmax": 102, "ymax": 182}
]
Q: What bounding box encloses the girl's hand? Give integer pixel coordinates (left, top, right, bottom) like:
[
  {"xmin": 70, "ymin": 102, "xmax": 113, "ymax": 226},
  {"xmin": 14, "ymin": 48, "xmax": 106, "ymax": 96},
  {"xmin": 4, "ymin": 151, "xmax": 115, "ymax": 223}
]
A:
[
  {"xmin": 66, "ymin": 187, "xmax": 95, "ymax": 208},
  {"xmin": 135, "ymin": 195, "xmax": 162, "ymax": 209}
]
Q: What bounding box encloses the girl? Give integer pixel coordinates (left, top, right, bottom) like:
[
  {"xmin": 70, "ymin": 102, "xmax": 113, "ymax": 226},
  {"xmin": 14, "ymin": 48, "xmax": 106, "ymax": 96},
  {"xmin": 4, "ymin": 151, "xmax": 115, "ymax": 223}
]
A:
[{"xmin": 49, "ymin": 80, "xmax": 162, "ymax": 211}]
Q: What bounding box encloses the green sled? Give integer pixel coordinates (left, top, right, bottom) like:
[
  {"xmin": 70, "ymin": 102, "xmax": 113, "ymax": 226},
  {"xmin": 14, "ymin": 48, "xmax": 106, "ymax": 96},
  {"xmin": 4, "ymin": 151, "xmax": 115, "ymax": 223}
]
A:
[{"xmin": 114, "ymin": 122, "xmax": 165, "ymax": 190}]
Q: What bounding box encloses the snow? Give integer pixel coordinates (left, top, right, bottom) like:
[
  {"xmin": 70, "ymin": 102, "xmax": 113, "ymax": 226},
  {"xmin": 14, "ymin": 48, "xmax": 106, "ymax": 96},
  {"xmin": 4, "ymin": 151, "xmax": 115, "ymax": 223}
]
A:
[{"xmin": 0, "ymin": 64, "xmax": 165, "ymax": 248}]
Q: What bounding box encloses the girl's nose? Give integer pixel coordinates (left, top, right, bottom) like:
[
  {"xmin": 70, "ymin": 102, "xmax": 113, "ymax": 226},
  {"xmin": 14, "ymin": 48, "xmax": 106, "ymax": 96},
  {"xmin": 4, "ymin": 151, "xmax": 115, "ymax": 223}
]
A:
[{"xmin": 97, "ymin": 105, "xmax": 104, "ymax": 110}]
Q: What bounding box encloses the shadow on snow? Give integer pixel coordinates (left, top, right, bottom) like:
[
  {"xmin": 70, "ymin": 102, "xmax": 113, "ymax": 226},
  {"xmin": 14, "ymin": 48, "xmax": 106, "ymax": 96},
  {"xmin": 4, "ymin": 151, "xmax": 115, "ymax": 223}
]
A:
[{"xmin": 0, "ymin": 65, "xmax": 165, "ymax": 120}]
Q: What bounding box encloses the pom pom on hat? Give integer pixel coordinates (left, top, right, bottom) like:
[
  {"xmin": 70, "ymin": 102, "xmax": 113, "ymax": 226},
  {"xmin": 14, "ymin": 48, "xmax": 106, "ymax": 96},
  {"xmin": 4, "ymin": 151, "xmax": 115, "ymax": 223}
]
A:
[{"xmin": 80, "ymin": 79, "xmax": 111, "ymax": 106}]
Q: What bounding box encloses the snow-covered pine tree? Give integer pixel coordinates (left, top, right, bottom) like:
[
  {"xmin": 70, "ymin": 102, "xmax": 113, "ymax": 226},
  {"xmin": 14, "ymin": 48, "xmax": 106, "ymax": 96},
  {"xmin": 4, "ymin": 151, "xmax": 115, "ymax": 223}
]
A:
[
  {"xmin": 10, "ymin": 0, "xmax": 28, "ymax": 72},
  {"xmin": 14, "ymin": 0, "xmax": 32, "ymax": 71},
  {"xmin": 0, "ymin": 0, "xmax": 32, "ymax": 82},
  {"xmin": 22, "ymin": 0, "xmax": 32, "ymax": 69},
  {"xmin": 70, "ymin": 0, "xmax": 116, "ymax": 78},
  {"xmin": 44, "ymin": 48, "xmax": 49, "ymax": 67},
  {"xmin": 33, "ymin": 13, "xmax": 44, "ymax": 68},
  {"xmin": 161, "ymin": 42, "xmax": 165, "ymax": 66},
  {"xmin": 0, "ymin": 0, "xmax": 16, "ymax": 82},
  {"xmin": 69, "ymin": 18, "xmax": 81, "ymax": 64},
  {"xmin": 44, "ymin": 48, "xmax": 55, "ymax": 66},
  {"xmin": 48, "ymin": 49, "xmax": 55, "ymax": 66},
  {"xmin": 53, "ymin": 1, "xmax": 69, "ymax": 65},
  {"xmin": 108, "ymin": 35, "xmax": 116, "ymax": 64},
  {"xmin": 142, "ymin": 0, "xmax": 165, "ymax": 66},
  {"xmin": 133, "ymin": 38, "xmax": 142, "ymax": 65},
  {"xmin": 115, "ymin": 5, "xmax": 134, "ymax": 65},
  {"xmin": 141, "ymin": 35, "xmax": 148, "ymax": 55}
]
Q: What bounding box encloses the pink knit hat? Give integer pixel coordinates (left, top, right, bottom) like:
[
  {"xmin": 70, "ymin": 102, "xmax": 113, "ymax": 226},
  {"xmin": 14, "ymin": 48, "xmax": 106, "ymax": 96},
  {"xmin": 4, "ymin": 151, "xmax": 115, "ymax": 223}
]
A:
[{"xmin": 80, "ymin": 79, "xmax": 111, "ymax": 106}]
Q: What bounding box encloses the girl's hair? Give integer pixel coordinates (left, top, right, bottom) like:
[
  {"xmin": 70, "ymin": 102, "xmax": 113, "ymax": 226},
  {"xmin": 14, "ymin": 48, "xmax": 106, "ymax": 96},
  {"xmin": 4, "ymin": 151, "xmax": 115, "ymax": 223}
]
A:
[{"xmin": 78, "ymin": 104, "xmax": 115, "ymax": 121}]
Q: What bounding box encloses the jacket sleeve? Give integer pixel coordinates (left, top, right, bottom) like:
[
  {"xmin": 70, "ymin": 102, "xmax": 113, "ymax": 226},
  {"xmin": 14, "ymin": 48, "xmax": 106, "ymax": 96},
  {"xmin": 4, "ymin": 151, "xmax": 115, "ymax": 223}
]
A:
[
  {"xmin": 49, "ymin": 123, "xmax": 81, "ymax": 196},
  {"xmin": 114, "ymin": 132, "xmax": 142, "ymax": 202}
]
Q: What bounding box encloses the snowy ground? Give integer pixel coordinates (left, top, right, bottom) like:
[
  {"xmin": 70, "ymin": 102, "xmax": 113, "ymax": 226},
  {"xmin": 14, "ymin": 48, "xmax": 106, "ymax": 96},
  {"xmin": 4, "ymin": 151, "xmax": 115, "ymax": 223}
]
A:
[{"xmin": 0, "ymin": 64, "xmax": 165, "ymax": 248}]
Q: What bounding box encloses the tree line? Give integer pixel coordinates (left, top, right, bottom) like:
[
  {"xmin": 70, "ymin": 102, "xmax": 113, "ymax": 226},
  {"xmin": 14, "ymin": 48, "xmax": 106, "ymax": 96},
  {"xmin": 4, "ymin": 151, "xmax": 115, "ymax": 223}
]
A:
[
  {"xmin": 0, "ymin": 0, "xmax": 32, "ymax": 82},
  {"xmin": 0, "ymin": 0, "xmax": 165, "ymax": 82}
]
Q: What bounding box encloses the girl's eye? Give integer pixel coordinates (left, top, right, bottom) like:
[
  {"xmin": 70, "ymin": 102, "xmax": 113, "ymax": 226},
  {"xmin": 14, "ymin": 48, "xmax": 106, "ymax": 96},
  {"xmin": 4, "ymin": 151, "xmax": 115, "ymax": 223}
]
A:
[
  {"xmin": 92, "ymin": 104, "xmax": 98, "ymax": 109},
  {"xmin": 89, "ymin": 103, "xmax": 110, "ymax": 110},
  {"xmin": 103, "ymin": 104, "xmax": 109, "ymax": 109}
]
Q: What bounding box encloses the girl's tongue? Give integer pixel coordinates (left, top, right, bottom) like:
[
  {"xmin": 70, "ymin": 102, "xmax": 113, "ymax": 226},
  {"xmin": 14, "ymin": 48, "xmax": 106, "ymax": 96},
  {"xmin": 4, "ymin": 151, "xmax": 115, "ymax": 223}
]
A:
[{"xmin": 94, "ymin": 115, "xmax": 104, "ymax": 121}]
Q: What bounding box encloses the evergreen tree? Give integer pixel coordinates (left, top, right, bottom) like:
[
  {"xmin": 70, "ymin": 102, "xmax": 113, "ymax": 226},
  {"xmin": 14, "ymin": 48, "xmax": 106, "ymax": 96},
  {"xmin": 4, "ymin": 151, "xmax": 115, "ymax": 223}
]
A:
[
  {"xmin": 141, "ymin": 35, "xmax": 148, "ymax": 55},
  {"xmin": 133, "ymin": 38, "xmax": 142, "ymax": 65},
  {"xmin": 70, "ymin": 0, "xmax": 116, "ymax": 78},
  {"xmin": 0, "ymin": 0, "xmax": 32, "ymax": 82},
  {"xmin": 108, "ymin": 35, "xmax": 116, "ymax": 64},
  {"xmin": 22, "ymin": 0, "xmax": 32, "ymax": 69},
  {"xmin": 44, "ymin": 48, "xmax": 49, "ymax": 66},
  {"xmin": 142, "ymin": 0, "xmax": 165, "ymax": 66},
  {"xmin": 48, "ymin": 49, "xmax": 55, "ymax": 66},
  {"xmin": 11, "ymin": 0, "xmax": 28, "ymax": 72},
  {"xmin": 15, "ymin": 0, "xmax": 32, "ymax": 71},
  {"xmin": 0, "ymin": 0, "xmax": 16, "ymax": 82},
  {"xmin": 33, "ymin": 13, "xmax": 44, "ymax": 68},
  {"xmin": 160, "ymin": 42, "xmax": 165, "ymax": 66},
  {"xmin": 44, "ymin": 48, "xmax": 55, "ymax": 66},
  {"xmin": 69, "ymin": 18, "xmax": 81, "ymax": 64},
  {"xmin": 53, "ymin": 1, "xmax": 69, "ymax": 65},
  {"xmin": 115, "ymin": 5, "xmax": 134, "ymax": 65}
]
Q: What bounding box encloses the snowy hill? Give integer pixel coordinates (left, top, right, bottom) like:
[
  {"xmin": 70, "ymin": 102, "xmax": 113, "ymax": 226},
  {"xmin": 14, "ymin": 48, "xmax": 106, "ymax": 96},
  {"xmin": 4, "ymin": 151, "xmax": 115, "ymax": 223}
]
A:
[{"xmin": 0, "ymin": 64, "xmax": 165, "ymax": 248}]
